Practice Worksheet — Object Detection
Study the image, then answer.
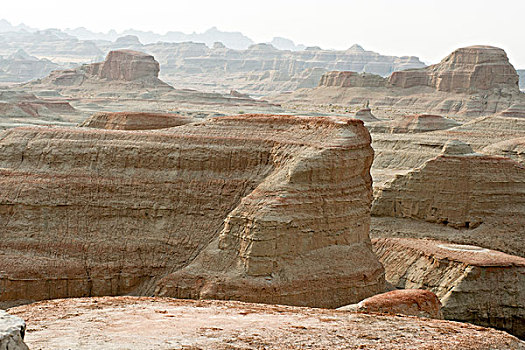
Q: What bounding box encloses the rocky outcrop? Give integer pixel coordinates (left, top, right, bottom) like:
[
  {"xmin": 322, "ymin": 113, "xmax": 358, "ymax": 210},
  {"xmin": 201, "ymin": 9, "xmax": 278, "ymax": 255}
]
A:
[
  {"xmin": 369, "ymin": 114, "xmax": 460, "ymax": 133},
  {"xmin": 389, "ymin": 46, "xmax": 520, "ymax": 94},
  {"xmin": 373, "ymin": 237, "xmax": 525, "ymax": 338},
  {"xmin": 79, "ymin": 112, "xmax": 196, "ymax": 130},
  {"xmin": 9, "ymin": 296, "xmax": 525, "ymax": 350},
  {"xmin": 0, "ymin": 114, "xmax": 384, "ymax": 308},
  {"xmin": 0, "ymin": 49, "xmax": 59, "ymax": 83},
  {"xmin": 319, "ymin": 71, "xmax": 387, "ymax": 88},
  {"xmin": 372, "ymin": 140, "xmax": 525, "ymax": 231},
  {"xmin": 483, "ymin": 137, "xmax": 525, "ymax": 164},
  {"xmin": 0, "ymin": 310, "xmax": 28, "ymax": 350},
  {"xmin": 338, "ymin": 289, "xmax": 443, "ymax": 319},
  {"xmin": 354, "ymin": 107, "xmax": 379, "ymax": 122},
  {"xmin": 34, "ymin": 50, "xmax": 172, "ymax": 89}
]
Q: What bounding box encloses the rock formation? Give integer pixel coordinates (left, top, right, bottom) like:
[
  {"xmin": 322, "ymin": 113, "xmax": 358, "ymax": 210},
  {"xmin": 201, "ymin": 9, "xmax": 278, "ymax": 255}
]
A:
[
  {"xmin": 368, "ymin": 114, "xmax": 460, "ymax": 133},
  {"xmin": 483, "ymin": 137, "xmax": 525, "ymax": 164},
  {"xmin": 0, "ymin": 90, "xmax": 80, "ymax": 130},
  {"xmin": 371, "ymin": 141, "xmax": 525, "ymax": 256},
  {"xmin": 9, "ymin": 296, "xmax": 525, "ymax": 349},
  {"xmin": 79, "ymin": 112, "xmax": 197, "ymax": 130},
  {"xmin": 0, "ymin": 114, "xmax": 384, "ymax": 308},
  {"xmin": 32, "ymin": 50, "xmax": 172, "ymax": 90},
  {"xmin": 389, "ymin": 46, "xmax": 519, "ymax": 93},
  {"xmin": 0, "ymin": 311, "xmax": 28, "ymax": 350},
  {"xmin": 273, "ymin": 46, "xmax": 525, "ymax": 117},
  {"xmin": 0, "ymin": 49, "xmax": 59, "ymax": 83},
  {"xmin": 373, "ymin": 238, "xmax": 525, "ymax": 338},
  {"xmin": 338, "ymin": 289, "xmax": 443, "ymax": 319},
  {"xmin": 318, "ymin": 71, "xmax": 387, "ymax": 88}
]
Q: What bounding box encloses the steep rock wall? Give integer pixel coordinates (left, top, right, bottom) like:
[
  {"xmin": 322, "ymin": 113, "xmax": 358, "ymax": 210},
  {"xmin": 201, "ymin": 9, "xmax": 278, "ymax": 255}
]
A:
[{"xmin": 0, "ymin": 114, "xmax": 383, "ymax": 308}]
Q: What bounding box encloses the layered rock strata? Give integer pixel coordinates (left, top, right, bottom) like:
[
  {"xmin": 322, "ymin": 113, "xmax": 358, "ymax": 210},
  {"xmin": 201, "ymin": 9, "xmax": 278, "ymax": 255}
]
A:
[
  {"xmin": 319, "ymin": 71, "xmax": 387, "ymax": 88},
  {"xmin": 338, "ymin": 289, "xmax": 443, "ymax": 319},
  {"xmin": 373, "ymin": 238, "xmax": 525, "ymax": 338},
  {"xmin": 483, "ymin": 137, "xmax": 525, "ymax": 164},
  {"xmin": 0, "ymin": 114, "xmax": 384, "ymax": 308},
  {"xmin": 368, "ymin": 114, "xmax": 460, "ymax": 133},
  {"xmin": 10, "ymin": 297, "xmax": 525, "ymax": 350},
  {"xmin": 0, "ymin": 311, "xmax": 28, "ymax": 350},
  {"xmin": 79, "ymin": 112, "xmax": 197, "ymax": 130}
]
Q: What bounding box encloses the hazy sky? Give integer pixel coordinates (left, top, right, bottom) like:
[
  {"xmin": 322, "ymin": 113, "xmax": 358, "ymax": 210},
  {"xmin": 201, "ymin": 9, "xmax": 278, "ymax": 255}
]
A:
[{"xmin": 4, "ymin": 0, "xmax": 525, "ymax": 66}]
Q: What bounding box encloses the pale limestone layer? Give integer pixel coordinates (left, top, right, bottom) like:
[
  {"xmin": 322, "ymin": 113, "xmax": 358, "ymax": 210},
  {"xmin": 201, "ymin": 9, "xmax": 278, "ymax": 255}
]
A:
[
  {"xmin": 0, "ymin": 114, "xmax": 383, "ymax": 308},
  {"xmin": 373, "ymin": 238, "xmax": 525, "ymax": 338}
]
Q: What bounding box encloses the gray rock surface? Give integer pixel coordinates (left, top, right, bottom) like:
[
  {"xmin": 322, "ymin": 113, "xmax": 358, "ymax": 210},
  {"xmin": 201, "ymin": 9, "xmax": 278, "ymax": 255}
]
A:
[{"xmin": 0, "ymin": 310, "xmax": 28, "ymax": 350}]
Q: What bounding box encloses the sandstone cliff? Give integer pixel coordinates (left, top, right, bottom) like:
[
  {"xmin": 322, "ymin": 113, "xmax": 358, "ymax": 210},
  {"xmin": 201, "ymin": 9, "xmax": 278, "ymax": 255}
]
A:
[
  {"xmin": 373, "ymin": 238, "xmax": 525, "ymax": 338},
  {"xmin": 368, "ymin": 114, "xmax": 460, "ymax": 133},
  {"xmin": 318, "ymin": 71, "xmax": 387, "ymax": 88},
  {"xmin": 0, "ymin": 114, "xmax": 384, "ymax": 308}
]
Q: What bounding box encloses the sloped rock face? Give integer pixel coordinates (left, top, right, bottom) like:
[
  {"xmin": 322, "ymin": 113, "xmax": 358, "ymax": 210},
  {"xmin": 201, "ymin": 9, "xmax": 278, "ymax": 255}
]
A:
[
  {"xmin": 79, "ymin": 112, "xmax": 196, "ymax": 130},
  {"xmin": 0, "ymin": 115, "xmax": 384, "ymax": 308},
  {"xmin": 10, "ymin": 297, "xmax": 525, "ymax": 350},
  {"xmin": 389, "ymin": 46, "xmax": 519, "ymax": 93},
  {"xmin": 372, "ymin": 146, "xmax": 525, "ymax": 231},
  {"xmin": 338, "ymin": 289, "xmax": 443, "ymax": 319},
  {"xmin": 483, "ymin": 137, "xmax": 525, "ymax": 164},
  {"xmin": 369, "ymin": 114, "xmax": 460, "ymax": 133},
  {"xmin": 373, "ymin": 238, "xmax": 525, "ymax": 338},
  {"xmin": 319, "ymin": 71, "xmax": 387, "ymax": 88}
]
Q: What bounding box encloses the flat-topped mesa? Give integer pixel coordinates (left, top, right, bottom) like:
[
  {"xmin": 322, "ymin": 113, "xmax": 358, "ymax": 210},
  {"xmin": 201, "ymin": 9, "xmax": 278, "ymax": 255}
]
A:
[
  {"xmin": 373, "ymin": 237, "xmax": 525, "ymax": 338},
  {"xmin": 35, "ymin": 50, "xmax": 172, "ymax": 89},
  {"xmin": 82, "ymin": 50, "xmax": 160, "ymax": 82},
  {"xmin": 319, "ymin": 71, "xmax": 387, "ymax": 88},
  {"xmin": 0, "ymin": 114, "xmax": 384, "ymax": 308},
  {"xmin": 389, "ymin": 46, "xmax": 520, "ymax": 93},
  {"xmin": 79, "ymin": 112, "xmax": 197, "ymax": 130}
]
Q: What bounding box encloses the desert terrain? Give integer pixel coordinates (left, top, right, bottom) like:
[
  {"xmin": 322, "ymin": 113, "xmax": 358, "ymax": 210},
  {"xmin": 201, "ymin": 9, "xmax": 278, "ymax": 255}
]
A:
[{"xmin": 0, "ymin": 16, "xmax": 524, "ymax": 350}]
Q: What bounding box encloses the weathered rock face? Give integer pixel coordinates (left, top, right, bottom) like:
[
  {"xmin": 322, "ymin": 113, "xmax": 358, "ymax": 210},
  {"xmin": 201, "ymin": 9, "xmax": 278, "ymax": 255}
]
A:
[
  {"xmin": 319, "ymin": 71, "xmax": 387, "ymax": 88},
  {"xmin": 373, "ymin": 238, "xmax": 525, "ymax": 338},
  {"xmin": 34, "ymin": 50, "xmax": 171, "ymax": 89},
  {"xmin": 338, "ymin": 289, "xmax": 443, "ymax": 319},
  {"xmin": 0, "ymin": 49, "xmax": 59, "ymax": 83},
  {"xmin": 483, "ymin": 137, "xmax": 525, "ymax": 164},
  {"xmin": 0, "ymin": 310, "xmax": 28, "ymax": 350},
  {"xmin": 10, "ymin": 297, "xmax": 525, "ymax": 350},
  {"xmin": 83, "ymin": 50, "xmax": 160, "ymax": 82},
  {"xmin": 389, "ymin": 46, "xmax": 520, "ymax": 94},
  {"xmin": 0, "ymin": 114, "xmax": 384, "ymax": 308},
  {"xmin": 354, "ymin": 108, "xmax": 379, "ymax": 122},
  {"xmin": 372, "ymin": 143, "xmax": 525, "ymax": 231},
  {"xmin": 79, "ymin": 112, "xmax": 197, "ymax": 130},
  {"xmin": 368, "ymin": 114, "xmax": 460, "ymax": 133}
]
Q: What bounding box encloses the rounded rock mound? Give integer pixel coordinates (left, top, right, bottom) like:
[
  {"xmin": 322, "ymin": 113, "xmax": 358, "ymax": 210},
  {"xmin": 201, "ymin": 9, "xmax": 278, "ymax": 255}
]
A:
[{"xmin": 79, "ymin": 112, "xmax": 197, "ymax": 130}]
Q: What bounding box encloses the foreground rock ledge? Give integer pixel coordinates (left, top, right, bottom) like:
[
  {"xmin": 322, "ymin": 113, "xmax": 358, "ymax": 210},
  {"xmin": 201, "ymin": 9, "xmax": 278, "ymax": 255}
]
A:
[
  {"xmin": 8, "ymin": 297, "xmax": 524, "ymax": 350},
  {"xmin": 0, "ymin": 310, "xmax": 28, "ymax": 350},
  {"xmin": 0, "ymin": 114, "xmax": 383, "ymax": 308}
]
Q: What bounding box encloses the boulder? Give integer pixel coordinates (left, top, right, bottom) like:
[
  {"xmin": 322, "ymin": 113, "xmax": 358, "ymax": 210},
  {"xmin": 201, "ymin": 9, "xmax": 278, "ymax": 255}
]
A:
[
  {"xmin": 373, "ymin": 237, "xmax": 525, "ymax": 338},
  {"xmin": 338, "ymin": 289, "xmax": 442, "ymax": 319},
  {"xmin": 0, "ymin": 114, "xmax": 384, "ymax": 308},
  {"xmin": 0, "ymin": 310, "xmax": 28, "ymax": 350},
  {"xmin": 79, "ymin": 112, "xmax": 197, "ymax": 130}
]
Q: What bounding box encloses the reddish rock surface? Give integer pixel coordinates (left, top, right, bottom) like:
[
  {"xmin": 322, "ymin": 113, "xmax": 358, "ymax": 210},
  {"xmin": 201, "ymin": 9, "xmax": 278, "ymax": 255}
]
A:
[
  {"xmin": 9, "ymin": 296, "xmax": 525, "ymax": 350},
  {"xmin": 339, "ymin": 289, "xmax": 443, "ymax": 319},
  {"xmin": 79, "ymin": 111, "xmax": 197, "ymax": 130},
  {"xmin": 0, "ymin": 114, "xmax": 384, "ymax": 309},
  {"xmin": 373, "ymin": 237, "xmax": 525, "ymax": 338}
]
